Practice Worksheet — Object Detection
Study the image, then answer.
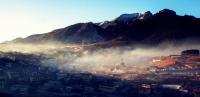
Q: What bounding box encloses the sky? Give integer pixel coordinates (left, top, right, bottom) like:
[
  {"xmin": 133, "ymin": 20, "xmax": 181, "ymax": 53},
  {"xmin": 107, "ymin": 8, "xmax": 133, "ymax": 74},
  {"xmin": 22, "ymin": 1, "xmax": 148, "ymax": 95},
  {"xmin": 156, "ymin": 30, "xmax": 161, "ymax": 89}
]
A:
[{"xmin": 0, "ymin": 0, "xmax": 200, "ymax": 42}]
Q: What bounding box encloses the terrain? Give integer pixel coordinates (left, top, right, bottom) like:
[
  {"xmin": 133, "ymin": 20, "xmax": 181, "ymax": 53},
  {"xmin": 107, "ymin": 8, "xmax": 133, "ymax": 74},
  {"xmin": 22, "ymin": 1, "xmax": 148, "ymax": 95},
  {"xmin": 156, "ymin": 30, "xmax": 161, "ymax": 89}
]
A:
[{"xmin": 9, "ymin": 9, "xmax": 200, "ymax": 47}]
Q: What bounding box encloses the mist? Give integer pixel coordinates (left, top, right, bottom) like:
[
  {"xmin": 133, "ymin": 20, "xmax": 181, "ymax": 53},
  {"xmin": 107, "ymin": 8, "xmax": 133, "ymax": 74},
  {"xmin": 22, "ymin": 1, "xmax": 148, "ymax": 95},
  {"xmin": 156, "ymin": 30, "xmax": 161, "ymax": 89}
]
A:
[
  {"xmin": 60, "ymin": 43, "xmax": 200, "ymax": 74},
  {"xmin": 0, "ymin": 42, "xmax": 200, "ymax": 76}
]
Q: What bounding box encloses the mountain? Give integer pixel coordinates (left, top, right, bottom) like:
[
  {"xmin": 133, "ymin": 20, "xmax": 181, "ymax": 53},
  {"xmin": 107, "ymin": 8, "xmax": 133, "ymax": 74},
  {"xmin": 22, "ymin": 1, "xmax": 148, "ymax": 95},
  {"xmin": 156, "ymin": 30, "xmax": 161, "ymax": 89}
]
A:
[
  {"xmin": 11, "ymin": 9, "xmax": 200, "ymax": 45},
  {"xmin": 100, "ymin": 9, "xmax": 200, "ymax": 44},
  {"xmin": 13, "ymin": 22, "xmax": 107, "ymax": 44}
]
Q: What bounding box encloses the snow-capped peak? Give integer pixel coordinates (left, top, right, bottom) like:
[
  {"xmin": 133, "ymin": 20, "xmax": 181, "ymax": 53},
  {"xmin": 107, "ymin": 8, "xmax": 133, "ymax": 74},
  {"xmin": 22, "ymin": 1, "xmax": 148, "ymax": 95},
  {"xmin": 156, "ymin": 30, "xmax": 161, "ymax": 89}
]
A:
[
  {"xmin": 99, "ymin": 21, "xmax": 109, "ymax": 26},
  {"xmin": 115, "ymin": 13, "xmax": 139, "ymax": 22}
]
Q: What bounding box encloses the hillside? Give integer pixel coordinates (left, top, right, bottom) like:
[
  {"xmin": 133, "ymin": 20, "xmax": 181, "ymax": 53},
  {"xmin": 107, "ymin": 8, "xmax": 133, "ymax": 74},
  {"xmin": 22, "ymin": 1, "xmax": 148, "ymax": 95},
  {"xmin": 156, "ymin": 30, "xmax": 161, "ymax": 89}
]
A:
[{"xmin": 11, "ymin": 9, "xmax": 200, "ymax": 46}]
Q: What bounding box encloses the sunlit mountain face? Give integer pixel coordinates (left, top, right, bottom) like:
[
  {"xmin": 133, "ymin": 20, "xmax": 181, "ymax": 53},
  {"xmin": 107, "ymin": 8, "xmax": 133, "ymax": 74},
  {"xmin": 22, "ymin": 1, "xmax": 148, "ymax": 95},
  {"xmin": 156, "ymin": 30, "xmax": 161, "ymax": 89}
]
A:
[{"xmin": 1, "ymin": 9, "xmax": 200, "ymax": 97}]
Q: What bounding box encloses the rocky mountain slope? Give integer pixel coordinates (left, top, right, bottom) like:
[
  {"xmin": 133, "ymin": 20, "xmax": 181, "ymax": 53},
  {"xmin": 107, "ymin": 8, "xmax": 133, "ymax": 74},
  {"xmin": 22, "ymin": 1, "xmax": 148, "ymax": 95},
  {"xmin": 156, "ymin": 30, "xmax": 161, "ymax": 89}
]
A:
[{"xmin": 12, "ymin": 9, "xmax": 200, "ymax": 45}]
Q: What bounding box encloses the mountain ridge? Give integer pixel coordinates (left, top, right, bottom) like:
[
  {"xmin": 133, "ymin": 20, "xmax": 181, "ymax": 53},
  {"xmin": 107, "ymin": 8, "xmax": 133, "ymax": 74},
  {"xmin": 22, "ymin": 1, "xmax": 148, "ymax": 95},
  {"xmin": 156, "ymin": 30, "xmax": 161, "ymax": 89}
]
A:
[{"xmin": 10, "ymin": 9, "xmax": 200, "ymax": 46}]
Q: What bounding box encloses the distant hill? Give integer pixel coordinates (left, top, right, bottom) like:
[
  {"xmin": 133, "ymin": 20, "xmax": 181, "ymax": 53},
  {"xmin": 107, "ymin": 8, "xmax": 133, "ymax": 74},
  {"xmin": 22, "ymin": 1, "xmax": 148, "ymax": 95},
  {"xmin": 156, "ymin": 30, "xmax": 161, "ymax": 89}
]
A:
[{"xmin": 11, "ymin": 9, "xmax": 200, "ymax": 46}]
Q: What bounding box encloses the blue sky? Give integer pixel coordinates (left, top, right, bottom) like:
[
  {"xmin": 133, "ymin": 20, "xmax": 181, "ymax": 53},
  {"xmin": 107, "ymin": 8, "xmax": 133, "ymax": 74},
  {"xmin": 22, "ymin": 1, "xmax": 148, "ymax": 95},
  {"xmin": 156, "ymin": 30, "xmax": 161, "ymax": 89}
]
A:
[{"xmin": 0, "ymin": 0, "xmax": 200, "ymax": 42}]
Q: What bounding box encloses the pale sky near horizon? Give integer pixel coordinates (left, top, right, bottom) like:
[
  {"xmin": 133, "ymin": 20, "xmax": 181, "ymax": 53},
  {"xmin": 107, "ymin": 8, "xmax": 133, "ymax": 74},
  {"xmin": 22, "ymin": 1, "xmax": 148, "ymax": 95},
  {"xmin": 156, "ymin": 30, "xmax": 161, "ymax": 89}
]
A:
[{"xmin": 0, "ymin": 0, "xmax": 200, "ymax": 42}]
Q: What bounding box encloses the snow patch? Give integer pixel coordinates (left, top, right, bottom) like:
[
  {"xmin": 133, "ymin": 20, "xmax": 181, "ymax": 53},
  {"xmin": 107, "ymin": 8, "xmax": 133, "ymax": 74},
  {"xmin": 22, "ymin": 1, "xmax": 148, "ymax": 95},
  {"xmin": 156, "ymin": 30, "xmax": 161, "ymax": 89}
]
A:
[{"xmin": 115, "ymin": 13, "xmax": 139, "ymax": 22}]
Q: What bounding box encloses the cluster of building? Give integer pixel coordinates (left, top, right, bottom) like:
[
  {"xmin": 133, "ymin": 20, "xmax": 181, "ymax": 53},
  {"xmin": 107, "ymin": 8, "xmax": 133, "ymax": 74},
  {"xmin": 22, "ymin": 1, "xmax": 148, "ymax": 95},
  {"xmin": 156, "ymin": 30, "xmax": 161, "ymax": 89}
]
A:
[{"xmin": 140, "ymin": 49, "xmax": 200, "ymax": 96}]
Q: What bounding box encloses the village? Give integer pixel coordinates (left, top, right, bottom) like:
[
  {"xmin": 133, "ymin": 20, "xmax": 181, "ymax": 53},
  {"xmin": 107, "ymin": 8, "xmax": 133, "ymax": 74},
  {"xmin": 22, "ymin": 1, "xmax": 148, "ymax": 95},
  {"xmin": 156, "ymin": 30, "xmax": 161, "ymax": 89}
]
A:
[{"xmin": 0, "ymin": 49, "xmax": 200, "ymax": 97}]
